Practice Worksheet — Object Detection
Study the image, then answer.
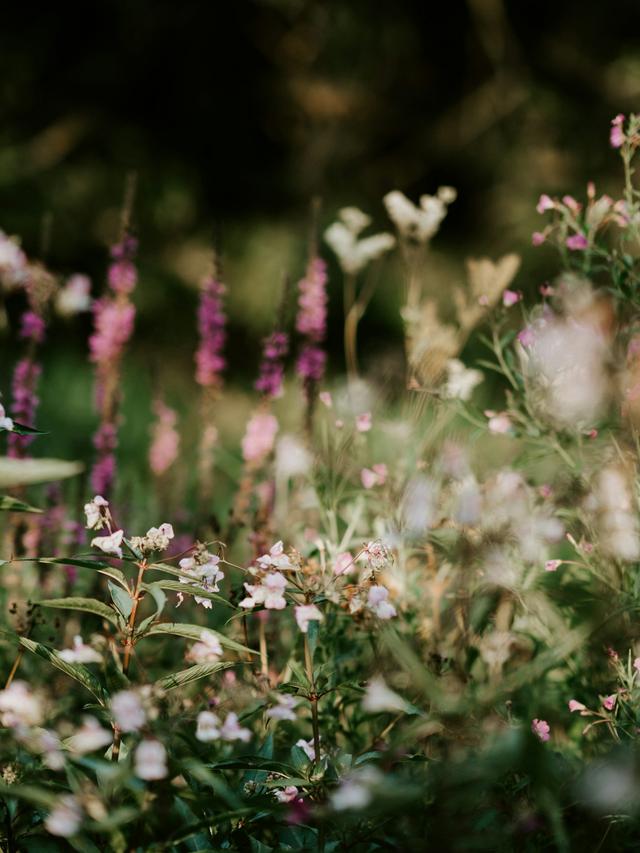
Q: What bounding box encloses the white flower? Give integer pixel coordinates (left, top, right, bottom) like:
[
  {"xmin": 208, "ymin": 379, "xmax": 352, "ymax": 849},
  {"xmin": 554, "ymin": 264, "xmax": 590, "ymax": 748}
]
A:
[
  {"xmin": 294, "ymin": 604, "xmax": 323, "ymax": 633},
  {"xmin": 362, "ymin": 676, "xmax": 408, "ymax": 713},
  {"xmin": 383, "ymin": 188, "xmax": 454, "ymax": 242},
  {"xmin": 56, "ymin": 274, "xmax": 91, "ymax": 316},
  {"xmin": 330, "ymin": 766, "xmax": 382, "ymax": 812},
  {"xmin": 367, "ymin": 586, "xmax": 396, "ymax": 619},
  {"xmin": 0, "ymin": 681, "xmax": 43, "ymax": 728},
  {"xmin": 274, "ymin": 785, "xmax": 299, "ymax": 803},
  {"xmin": 485, "ymin": 411, "xmax": 512, "ymax": 435},
  {"xmin": 68, "ymin": 717, "xmax": 112, "ymax": 754},
  {"xmin": 179, "ymin": 551, "xmax": 225, "ymax": 608},
  {"xmin": 0, "ymin": 230, "xmax": 28, "ymax": 290},
  {"xmin": 256, "ymin": 541, "xmax": 293, "ymax": 570},
  {"xmin": 325, "ymin": 208, "xmax": 395, "ymax": 275},
  {"xmin": 134, "ymin": 739, "xmax": 168, "ymax": 781},
  {"xmin": 442, "ymin": 359, "xmax": 483, "ymax": 401},
  {"xmin": 266, "ymin": 694, "xmax": 299, "ymax": 722},
  {"xmin": 360, "ymin": 540, "xmax": 392, "ymax": 572},
  {"xmin": 38, "ymin": 729, "xmax": 65, "ymax": 770},
  {"xmin": 295, "ymin": 738, "xmax": 316, "ymax": 761},
  {"xmin": 219, "ymin": 712, "xmax": 251, "ymax": 743},
  {"xmin": 131, "ymin": 523, "xmax": 175, "ymax": 554},
  {"xmin": 91, "ymin": 529, "xmax": 124, "ymax": 559},
  {"xmin": 240, "ymin": 572, "xmax": 287, "ymax": 610},
  {"xmin": 83, "ymin": 495, "xmax": 109, "ymax": 530},
  {"xmin": 111, "ymin": 690, "xmax": 146, "ymax": 733},
  {"xmin": 0, "ymin": 403, "xmax": 13, "ymax": 432},
  {"xmin": 45, "ymin": 795, "xmax": 83, "ymax": 837},
  {"xmin": 59, "ymin": 635, "xmax": 103, "ymax": 665},
  {"xmin": 196, "ymin": 710, "xmax": 221, "ymax": 742},
  {"xmin": 186, "ymin": 630, "xmax": 223, "ymax": 664}
]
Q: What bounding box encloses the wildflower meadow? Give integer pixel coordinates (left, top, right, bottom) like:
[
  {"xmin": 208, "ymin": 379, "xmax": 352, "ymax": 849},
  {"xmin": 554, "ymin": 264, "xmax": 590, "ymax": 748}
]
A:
[{"xmin": 4, "ymin": 102, "xmax": 640, "ymax": 851}]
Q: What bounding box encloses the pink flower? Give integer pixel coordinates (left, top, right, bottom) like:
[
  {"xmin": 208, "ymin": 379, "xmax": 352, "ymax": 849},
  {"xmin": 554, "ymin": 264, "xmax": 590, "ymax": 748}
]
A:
[
  {"xmin": 241, "ymin": 411, "xmax": 279, "ymax": 465},
  {"xmin": 545, "ymin": 559, "xmax": 562, "ymax": 572},
  {"xmin": 531, "ymin": 231, "xmax": 546, "ymax": 247},
  {"xmin": 562, "ymin": 195, "xmax": 581, "ymax": 214},
  {"xmin": 633, "ymin": 657, "xmax": 640, "ymax": 673},
  {"xmin": 531, "ymin": 718, "xmax": 550, "ymax": 742},
  {"xmin": 539, "ymin": 284, "xmax": 554, "ymax": 297},
  {"xmin": 536, "ymin": 194, "xmax": 555, "ymax": 214},
  {"xmin": 484, "ymin": 410, "xmax": 512, "ymax": 435},
  {"xmin": 610, "ymin": 114, "xmax": 625, "ymax": 148},
  {"xmin": 602, "ymin": 694, "xmax": 617, "ymax": 712},
  {"xmin": 149, "ymin": 400, "xmax": 179, "ymax": 476},
  {"xmin": 539, "ymin": 484, "xmax": 553, "ymax": 499},
  {"xmin": 294, "ymin": 604, "xmax": 323, "ymax": 633},
  {"xmin": 517, "ymin": 327, "xmax": 535, "ymax": 347},
  {"xmin": 367, "ymin": 585, "xmax": 396, "ymax": 619},
  {"xmin": 333, "ymin": 552, "xmax": 355, "ymax": 576},
  {"xmin": 195, "ymin": 276, "xmax": 226, "ymax": 388},
  {"xmin": 356, "ymin": 412, "xmax": 372, "ymax": 432},
  {"xmin": 502, "ymin": 290, "xmax": 521, "ymax": 307},
  {"xmin": 274, "ymin": 786, "xmax": 299, "ymax": 804},
  {"xmin": 569, "ymin": 700, "xmax": 587, "ymax": 713},
  {"xmin": 361, "ymin": 464, "xmax": 387, "ymax": 489},
  {"xmin": 566, "ymin": 233, "xmax": 588, "ymax": 251},
  {"xmin": 319, "ymin": 391, "xmax": 333, "ymax": 408}
]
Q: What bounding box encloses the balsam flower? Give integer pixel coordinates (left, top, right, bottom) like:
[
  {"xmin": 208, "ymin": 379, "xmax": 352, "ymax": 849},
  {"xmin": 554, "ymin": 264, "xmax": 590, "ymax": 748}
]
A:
[
  {"xmin": 45, "ymin": 795, "xmax": 83, "ymax": 838},
  {"xmin": 68, "ymin": 717, "xmax": 112, "ymax": 754},
  {"xmin": 59, "ymin": 635, "xmax": 103, "ymax": 664},
  {"xmin": 294, "ymin": 604, "xmax": 323, "ymax": 633},
  {"xmin": 135, "ymin": 739, "xmax": 168, "ymax": 781},
  {"xmin": 0, "ymin": 403, "xmax": 13, "ymax": 432},
  {"xmin": 531, "ymin": 718, "xmax": 550, "ymax": 742},
  {"xmin": 111, "ymin": 690, "xmax": 146, "ymax": 733},
  {"xmin": 0, "ymin": 681, "xmax": 43, "ymax": 728},
  {"xmin": 240, "ymin": 572, "xmax": 287, "ymax": 610},
  {"xmin": 186, "ymin": 630, "xmax": 223, "ymax": 664},
  {"xmin": 91, "ymin": 529, "xmax": 124, "ymax": 559},
  {"xmin": 367, "ymin": 585, "xmax": 397, "ymax": 619},
  {"xmin": 274, "ymin": 786, "xmax": 300, "ymax": 804},
  {"xmin": 266, "ymin": 693, "xmax": 299, "ymax": 722}
]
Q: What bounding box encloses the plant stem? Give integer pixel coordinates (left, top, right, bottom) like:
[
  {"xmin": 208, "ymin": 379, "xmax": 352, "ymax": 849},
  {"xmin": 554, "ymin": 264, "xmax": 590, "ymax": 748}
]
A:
[
  {"xmin": 258, "ymin": 617, "xmax": 269, "ymax": 680},
  {"xmin": 303, "ymin": 634, "xmax": 321, "ymax": 763},
  {"xmin": 112, "ymin": 560, "xmax": 146, "ymax": 762}
]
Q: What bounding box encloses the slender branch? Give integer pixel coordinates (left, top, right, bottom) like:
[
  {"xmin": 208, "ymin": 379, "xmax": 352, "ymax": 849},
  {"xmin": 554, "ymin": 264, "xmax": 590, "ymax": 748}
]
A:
[{"xmin": 303, "ymin": 634, "xmax": 321, "ymax": 763}]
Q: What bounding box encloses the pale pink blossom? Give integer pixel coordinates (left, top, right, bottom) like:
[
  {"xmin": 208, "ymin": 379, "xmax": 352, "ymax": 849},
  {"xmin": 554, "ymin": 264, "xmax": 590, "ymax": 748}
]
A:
[
  {"xmin": 135, "ymin": 739, "xmax": 168, "ymax": 781},
  {"xmin": 360, "ymin": 464, "xmax": 387, "ymax": 489},
  {"xmin": 610, "ymin": 113, "xmax": 625, "ymax": 148},
  {"xmin": 266, "ymin": 693, "xmax": 299, "ymax": 722},
  {"xmin": 545, "ymin": 560, "xmax": 562, "ymax": 572},
  {"xmin": 111, "ymin": 690, "xmax": 146, "ymax": 732},
  {"xmin": 68, "ymin": 717, "xmax": 112, "ymax": 754},
  {"xmin": 356, "ymin": 412, "xmax": 372, "ymax": 432},
  {"xmin": 219, "ymin": 712, "xmax": 251, "ymax": 742},
  {"xmin": 367, "ymin": 585, "xmax": 397, "ymax": 619},
  {"xmin": 602, "ymin": 694, "xmax": 617, "ymax": 711},
  {"xmin": 83, "ymin": 495, "xmax": 109, "ymax": 530},
  {"xmin": 59, "ymin": 635, "xmax": 103, "ymax": 664},
  {"xmin": 319, "ymin": 391, "xmax": 333, "ymax": 408},
  {"xmin": 294, "ymin": 604, "xmax": 323, "ymax": 633},
  {"xmin": 274, "ymin": 786, "xmax": 300, "ymax": 803},
  {"xmin": 536, "ymin": 194, "xmax": 555, "ymax": 214},
  {"xmin": 568, "ymin": 700, "xmax": 588, "ymax": 714},
  {"xmin": 240, "ymin": 572, "xmax": 287, "ymax": 610},
  {"xmin": 241, "ymin": 411, "xmax": 278, "ymax": 465},
  {"xmin": 485, "ymin": 411, "xmax": 512, "ymax": 435},
  {"xmin": 333, "ymin": 552, "xmax": 355, "ymax": 576},
  {"xmin": 531, "ymin": 718, "xmax": 550, "ymax": 742},
  {"xmin": 296, "ymin": 738, "xmax": 316, "ymax": 761},
  {"xmin": 45, "ymin": 795, "xmax": 83, "ymax": 837},
  {"xmin": 257, "ymin": 540, "xmax": 293, "ymax": 570},
  {"xmin": 149, "ymin": 400, "xmax": 180, "ymax": 476},
  {"xmin": 531, "ymin": 231, "xmax": 546, "ymax": 247},
  {"xmin": 502, "ymin": 289, "xmax": 521, "ymax": 307}
]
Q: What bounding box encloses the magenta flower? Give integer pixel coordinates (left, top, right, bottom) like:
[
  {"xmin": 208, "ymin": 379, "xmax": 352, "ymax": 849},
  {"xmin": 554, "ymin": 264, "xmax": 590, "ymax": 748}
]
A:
[
  {"xmin": 610, "ymin": 114, "xmax": 625, "ymax": 149},
  {"xmin": 602, "ymin": 694, "xmax": 617, "ymax": 712},
  {"xmin": 7, "ymin": 359, "xmax": 41, "ymax": 457},
  {"xmin": 107, "ymin": 235, "xmax": 138, "ymax": 295},
  {"xmin": 356, "ymin": 412, "xmax": 372, "ymax": 433},
  {"xmin": 536, "ymin": 194, "xmax": 555, "ymax": 214},
  {"xmin": 195, "ymin": 276, "xmax": 227, "ymax": 388},
  {"xmin": 566, "ymin": 233, "xmax": 588, "ymax": 251},
  {"xmin": 255, "ymin": 331, "xmax": 288, "ymax": 398},
  {"xmin": 295, "ymin": 257, "xmax": 328, "ymax": 385},
  {"xmin": 531, "ymin": 718, "xmax": 550, "ymax": 742},
  {"xmin": 531, "ymin": 231, "xmax": 546, "ymax": 247},
  {"xmin": 568, "ymin": 700, "xmax": 587, "ymax": 714},
  {"xmin": 545, "ymin": 559, "xmax": 562, "ymax": 572},
  {"xmin": 517, "ymin": 327, "xmax": 535, "ymax": 347},
  {"xmin": 19, "ymin": 311, "xmax": 45, "ymax": 344}
]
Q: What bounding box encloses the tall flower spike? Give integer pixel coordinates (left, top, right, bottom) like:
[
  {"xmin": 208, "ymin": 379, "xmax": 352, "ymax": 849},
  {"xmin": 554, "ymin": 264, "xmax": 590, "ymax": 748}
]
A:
[
  {"xmin": 296, "ymin": 256, "xmax": 328, "ymax": 389},
  {"xmin": 88, "ymin": 180, "xmax": 138, "ymax": 497}
]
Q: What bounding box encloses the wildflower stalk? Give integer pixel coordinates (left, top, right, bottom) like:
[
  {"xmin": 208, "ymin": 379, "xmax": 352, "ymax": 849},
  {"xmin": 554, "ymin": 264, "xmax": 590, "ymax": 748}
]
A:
[
  {"xmin": 112, "ymin": 558, "xmax": 146, "ymax": 762},
  {"xmin": 303, "ymin": 633, "xmax": 321, "ymax": 763},
  {"xmin": 258, "ymin": 618, "xmax": 269, "ymax": 679}
]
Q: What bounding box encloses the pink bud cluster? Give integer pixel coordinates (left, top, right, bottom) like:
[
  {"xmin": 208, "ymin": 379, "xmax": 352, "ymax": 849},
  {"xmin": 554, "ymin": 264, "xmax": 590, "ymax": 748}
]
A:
[{"xmin": 255, "ymin": 331, "xmax": 288, "ymax": 399}]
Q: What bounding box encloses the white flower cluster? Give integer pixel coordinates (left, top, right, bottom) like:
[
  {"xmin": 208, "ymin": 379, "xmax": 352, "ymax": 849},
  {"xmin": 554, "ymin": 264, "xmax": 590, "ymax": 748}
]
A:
[
  {"xmin": 130, "ymin": 522, "xmax": 175, "ymax": 554},
  {"xmin": 0, "ymin": 229, "xmax": 28, "ymax": 290},
  {"xmin": 324, "ymin": 208, "xmax": 395, "ymax": 275},
  {"xmin": 179, "ymin": 547, "xmax": 225, "ymax": 609},
  {"xmin": 239, "ymin": 541, "xmax": 293, "ymax": 611},
  {"xmin": 186, "ymin": 629, "xmax": 223, "ymax": 664},
  {"xmin": 383, "ymin": 186, "xmax": 456, "ymax": 243},
  {"xmin": 0, "ymin": 402, "xmax": 13, "ymax": 432},
  {"xmin": 196, "ymin": 710, "xmax": 251, "ymax": 743}
]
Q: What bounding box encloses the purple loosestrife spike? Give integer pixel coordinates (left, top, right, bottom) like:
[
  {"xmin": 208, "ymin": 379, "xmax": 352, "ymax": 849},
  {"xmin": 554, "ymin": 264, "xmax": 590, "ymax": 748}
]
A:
[
  {"xmin": 295, "ymin": 257, "xmax": 328, "ymax": 385},
  {"xmin": 195, "ymin": 276, "xmax": 227, "ymax": 388},
  {"xmin": 7, "ymin": 359, "xmax": 41, "ymax": 457},
  {"xmin": 255, "ymin": 330, "xmax": 289, "ymax": 399},
  {"xmin": 88, "ymin": 232, "xmax": 137, "ymax": 497}
]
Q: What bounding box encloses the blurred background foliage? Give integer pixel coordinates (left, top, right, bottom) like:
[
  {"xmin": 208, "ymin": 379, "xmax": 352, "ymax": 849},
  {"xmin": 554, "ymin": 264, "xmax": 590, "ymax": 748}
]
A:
[{"xmin": 1, "ymin": 0, "xmax": 640, "ymax": 471}]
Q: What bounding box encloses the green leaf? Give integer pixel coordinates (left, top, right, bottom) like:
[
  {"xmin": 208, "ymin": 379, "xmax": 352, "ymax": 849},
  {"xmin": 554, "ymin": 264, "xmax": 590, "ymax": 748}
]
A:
[
  {"xmin": 155, "ymin": 661, "xmax": 235, "ymax": 691},
  {"xmin": 307, "ymin": 619, "xmax": 320, "ymax": 661},
  {"xmin": 151, "ymin": 579, "xmax": 230, "ymax": 608},
  {"xmin": 0, "ymin": 494, "xmax": 43, "ymax": 513},
  {"xmin": 38, "ymin": 597, "xmax": 120, "ymax": 627},
  {"xmin": 18, "ymin": 636, "xmax": 109, "ymax": 704},
  {"xmin": 9, "ymin": 420, "xmax": 48, "ymax": 436},
  {"xmin": 135, "ymin": 583, "xmax": 167, "ymax": 635},
  {"xmin": 0, "ymin": 457, "xmax": 83, "ymax": 488},
  {"xmin": 108, "ymin": 581, "xmax": 133, "ymax": 620},
  {"xmin": 142, "ymin": 622, "xmax": 255, "ymax": 656}
]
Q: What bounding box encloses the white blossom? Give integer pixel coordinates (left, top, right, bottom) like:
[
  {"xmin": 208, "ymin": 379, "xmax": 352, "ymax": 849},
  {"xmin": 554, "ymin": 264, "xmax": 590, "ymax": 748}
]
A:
[
  {"xmin": 294, "ymin": 604, "xmax": 323, "ymax": 633},
  {"xmin": 362, "ymin": 676, "xmax": 408, "ymax": 713},
  {"xmin": 68, "ymin": 717, "xmax": 112, "ymax": 754},
  {"xmin": 83, "ymin": 495, "xmax": 109, "ymax": 530},
  {"xmin": 59, "ymin": 635, "xmax": 103, "ymax": 665},
  {"xmin": 325, "ymin": 208, "xmax": 395, "ymax": 275},
  {"xmin": 91, "ymin": 529, "xmax": 124, "ymax": 559},
  {"xmin": 45, "ymin": 795, "xmax": 83, "ymax": 837},
  {"xmin": 134, "ymin": 739, "xmax": 168, "ymax": 781},
  {"xmin": 111, "ymin": 690, "xmax": 146, "ymax": 733},
  {"xmin": 442, "ymin": 359, "xmax": 483, "ymax": 401},
  {"xmin": 0, "ymin": 681, "xmax": 43, "ymax": 728}
]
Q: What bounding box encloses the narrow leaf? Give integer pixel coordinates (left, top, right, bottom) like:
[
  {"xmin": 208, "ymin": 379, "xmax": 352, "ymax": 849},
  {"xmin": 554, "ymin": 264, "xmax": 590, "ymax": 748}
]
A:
[
  {"xmin": 38, "ymin": 597, "xmax": 120, "ymax": 627},
  {"xmin": 108, "ymin": 581, "xmax": 133, "ymax": 620},
  {"xmin": 155, "ymin": 661, "xmax": 234, "ymax": 691},
  {"xmin": 18, "ymin": 636, "xmax": 108, "ymax": 704},
  {"xmin": 0, "ymin": 495, "xmax": 43, "ymax": 513},
  {"xmin": 143, "ymin": 622, "xmax": 255, "ymax": 656}
]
